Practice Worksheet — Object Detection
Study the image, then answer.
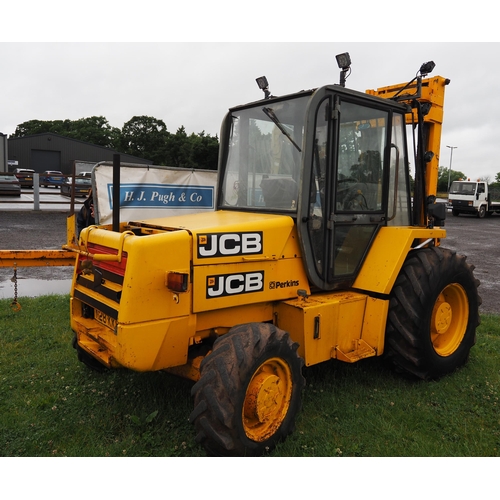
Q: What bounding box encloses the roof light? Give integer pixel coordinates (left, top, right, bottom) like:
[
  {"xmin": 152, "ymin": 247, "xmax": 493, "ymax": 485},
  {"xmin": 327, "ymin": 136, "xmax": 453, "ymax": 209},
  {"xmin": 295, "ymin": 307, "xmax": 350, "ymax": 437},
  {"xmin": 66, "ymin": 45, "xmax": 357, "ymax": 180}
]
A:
[
  {"xmin": 335, "ymin": 52, "xmax": 351, "ymax": 87},
  {"xmin": 419, "ymin": 61, "xmax": 435, "ymax": 76},
  {"xmin": 256, "ymin": 76, "xmax": 271, "ymax": 99},
  {"xmin": 336, "ymin": 52, "xmax": 351, "ymax": 70}
]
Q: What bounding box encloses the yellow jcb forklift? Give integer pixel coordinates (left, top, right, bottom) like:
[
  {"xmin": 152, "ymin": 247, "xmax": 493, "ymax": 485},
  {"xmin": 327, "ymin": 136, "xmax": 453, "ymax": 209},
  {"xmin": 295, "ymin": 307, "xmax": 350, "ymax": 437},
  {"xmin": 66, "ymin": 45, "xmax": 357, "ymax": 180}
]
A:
[{"xmin": 68, "ymin": 55, "xmax": 480, "ymax": 456}]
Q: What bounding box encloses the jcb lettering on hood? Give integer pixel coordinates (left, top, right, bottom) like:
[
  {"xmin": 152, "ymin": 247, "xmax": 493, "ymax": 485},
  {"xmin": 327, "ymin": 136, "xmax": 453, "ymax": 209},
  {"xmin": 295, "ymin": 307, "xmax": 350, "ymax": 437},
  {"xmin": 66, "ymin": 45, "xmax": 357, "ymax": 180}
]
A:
[
  {"xmin": 198, "ymin": 232, "xmax": 263, "ymax": 258},
  {"xmin": 207, "ymin": 271, "xmax": 264, "ymax": 298}
]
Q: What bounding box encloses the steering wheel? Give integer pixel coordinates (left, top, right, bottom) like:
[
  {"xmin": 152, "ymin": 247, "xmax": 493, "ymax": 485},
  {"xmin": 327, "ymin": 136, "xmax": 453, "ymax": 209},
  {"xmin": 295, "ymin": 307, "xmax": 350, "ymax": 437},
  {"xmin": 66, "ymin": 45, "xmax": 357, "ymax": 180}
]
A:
[{"xmin": 341, "ymin": 183, "xmax": 369, "ymax": 211}]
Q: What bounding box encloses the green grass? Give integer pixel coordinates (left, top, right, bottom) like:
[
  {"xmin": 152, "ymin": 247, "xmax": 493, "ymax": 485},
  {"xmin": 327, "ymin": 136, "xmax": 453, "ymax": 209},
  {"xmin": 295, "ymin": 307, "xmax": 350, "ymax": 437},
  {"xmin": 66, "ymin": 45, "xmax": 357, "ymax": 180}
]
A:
[{"xmin": 1, "ymin": 295, "xmax": 499, "ymax": 457}]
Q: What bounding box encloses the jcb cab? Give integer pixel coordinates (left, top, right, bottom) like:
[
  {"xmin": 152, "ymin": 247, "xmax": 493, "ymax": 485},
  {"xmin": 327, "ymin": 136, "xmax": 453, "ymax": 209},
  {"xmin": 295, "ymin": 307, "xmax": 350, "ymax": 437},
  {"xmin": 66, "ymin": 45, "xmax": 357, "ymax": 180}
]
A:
[{"xmin": 70, "ymin": 57, "xmax": 480, "ymax": 456}]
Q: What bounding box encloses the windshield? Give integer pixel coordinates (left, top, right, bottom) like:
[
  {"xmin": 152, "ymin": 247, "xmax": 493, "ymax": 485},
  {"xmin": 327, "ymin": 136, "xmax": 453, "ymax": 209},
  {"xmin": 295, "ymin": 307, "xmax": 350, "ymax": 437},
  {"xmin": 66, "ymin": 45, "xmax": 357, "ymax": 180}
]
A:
[
  {"xmin": 450, "ymin": 181, "xmax": 476, "ymax": 194},
  {"xmin": 221, "ymin": 95, "xmax": 310, "ymax": 211}
]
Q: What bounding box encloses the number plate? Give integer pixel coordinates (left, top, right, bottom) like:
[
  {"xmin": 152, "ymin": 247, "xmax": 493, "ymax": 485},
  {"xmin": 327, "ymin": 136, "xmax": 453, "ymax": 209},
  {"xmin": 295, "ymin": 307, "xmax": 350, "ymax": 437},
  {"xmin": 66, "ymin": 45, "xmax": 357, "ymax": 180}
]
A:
[{"xmin": 95, "ymin": 309, "xmax": 117, "ymax": 330}]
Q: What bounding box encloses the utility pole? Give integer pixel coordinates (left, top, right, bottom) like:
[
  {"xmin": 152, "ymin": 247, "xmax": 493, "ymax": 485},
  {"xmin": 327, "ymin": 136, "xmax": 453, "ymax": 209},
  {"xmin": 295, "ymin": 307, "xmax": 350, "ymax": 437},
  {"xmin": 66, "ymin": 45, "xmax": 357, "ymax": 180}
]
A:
[{"xmin": 447, "ymin": 145, "xmax": 457, "ymax": 191}]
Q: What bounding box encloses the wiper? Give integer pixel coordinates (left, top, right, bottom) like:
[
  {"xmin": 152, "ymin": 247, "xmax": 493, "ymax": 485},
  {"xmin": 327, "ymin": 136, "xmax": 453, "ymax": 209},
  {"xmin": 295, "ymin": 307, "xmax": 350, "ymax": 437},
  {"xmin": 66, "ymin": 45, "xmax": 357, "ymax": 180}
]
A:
[{"xmin": 263, "ymin": 107, "xmax": 302, "ymax": 152}]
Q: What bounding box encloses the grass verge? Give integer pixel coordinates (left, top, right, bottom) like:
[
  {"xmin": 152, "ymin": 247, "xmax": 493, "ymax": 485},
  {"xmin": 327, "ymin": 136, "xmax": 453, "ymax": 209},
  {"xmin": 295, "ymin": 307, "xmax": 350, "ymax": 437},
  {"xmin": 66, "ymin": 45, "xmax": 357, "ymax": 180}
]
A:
[{"xmin": 1, "ymin": 295, "xmax": 499, "ymax": 457}]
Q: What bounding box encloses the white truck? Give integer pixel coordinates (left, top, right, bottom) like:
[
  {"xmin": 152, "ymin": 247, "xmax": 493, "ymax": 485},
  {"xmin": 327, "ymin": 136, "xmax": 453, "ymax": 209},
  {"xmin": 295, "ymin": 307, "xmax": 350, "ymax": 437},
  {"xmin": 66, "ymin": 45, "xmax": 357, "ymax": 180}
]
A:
[{"xmin": 448, "ymin": 179, "xmax": 500, "ymax": 218}]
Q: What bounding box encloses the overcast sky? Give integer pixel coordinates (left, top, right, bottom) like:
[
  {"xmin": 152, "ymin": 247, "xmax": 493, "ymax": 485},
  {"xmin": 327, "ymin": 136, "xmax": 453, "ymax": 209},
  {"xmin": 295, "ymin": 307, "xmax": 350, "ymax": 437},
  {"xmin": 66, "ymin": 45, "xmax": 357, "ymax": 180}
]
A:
[{"xmin": 1, "ymin": 41, "xmax": 499, "ymax": 181}]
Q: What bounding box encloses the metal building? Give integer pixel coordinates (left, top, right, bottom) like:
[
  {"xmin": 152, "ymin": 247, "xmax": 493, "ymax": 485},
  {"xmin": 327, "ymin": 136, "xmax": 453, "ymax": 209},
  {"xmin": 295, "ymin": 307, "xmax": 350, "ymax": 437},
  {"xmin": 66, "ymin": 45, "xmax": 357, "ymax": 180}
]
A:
[
  {"xmin": 7, "ymin": 133, "xmax": 151, "ymax": 174},
  {"xmin": 0, "ymin": 133, "xmax": 7, "ymax": 172}
]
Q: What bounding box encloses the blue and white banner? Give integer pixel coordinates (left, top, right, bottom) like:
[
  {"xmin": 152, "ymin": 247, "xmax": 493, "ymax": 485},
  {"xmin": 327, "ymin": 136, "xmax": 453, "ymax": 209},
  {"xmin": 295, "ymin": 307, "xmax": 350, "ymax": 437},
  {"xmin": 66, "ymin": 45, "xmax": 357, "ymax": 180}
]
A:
[
  {"xmin": 93, "ymin": 163, "xmax": 217, "ymax": 224},
  {"xmin": 108, "ymin": 183, "xmax": 214, "ymax": 209}
]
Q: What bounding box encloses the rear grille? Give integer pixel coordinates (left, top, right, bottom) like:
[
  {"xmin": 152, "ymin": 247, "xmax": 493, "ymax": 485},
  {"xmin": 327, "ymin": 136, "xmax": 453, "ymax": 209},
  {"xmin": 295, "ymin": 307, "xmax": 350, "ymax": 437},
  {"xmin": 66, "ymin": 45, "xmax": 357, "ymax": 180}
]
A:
[
  {"xmin": 76, "ymin": 274, "xmax": 122, "ymax": 303},
  {"xmin": 75, "ymin": 243, "xmax": 127, "ymax": 324},
  {"xmin": 74, "ymin": 289, "xmax": 119, "ymax": 320}
]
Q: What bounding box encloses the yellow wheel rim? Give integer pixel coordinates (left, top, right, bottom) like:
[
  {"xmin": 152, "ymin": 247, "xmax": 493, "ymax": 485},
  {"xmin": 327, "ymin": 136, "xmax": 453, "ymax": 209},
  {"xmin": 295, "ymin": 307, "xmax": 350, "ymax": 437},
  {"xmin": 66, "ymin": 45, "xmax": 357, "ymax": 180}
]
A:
[
  {"xmin": 430, "ymin": 283, "xmax": 469, "ymax": 356},
  {"xmin": 242, "ymin": 357, "xmax": 293, "ymax": 443}
]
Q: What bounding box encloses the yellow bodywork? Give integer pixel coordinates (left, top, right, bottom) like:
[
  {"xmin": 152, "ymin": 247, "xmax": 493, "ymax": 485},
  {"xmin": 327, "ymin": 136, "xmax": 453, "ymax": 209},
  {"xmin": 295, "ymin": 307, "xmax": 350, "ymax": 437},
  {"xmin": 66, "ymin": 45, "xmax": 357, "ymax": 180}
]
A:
[
  {"xmin": 71, "ymin": 212, "xmax": 310, "ymax": 373},
  {"xmin": 353, "ymin": 226, "xmax": 446, "ymax": 294},
  {"xmin": 275, "ymin": 226, "xmax": 445, "ymax": 366},
  {"xmin": 69, "ymin": 75, "xmax": 450, "ymax": 381},
  {"xmin": 70, "ymin": 209, "xmax": 444, "ymax": 377},
  {"xmin": 275, "ymin": 292, "xmax": 388, "ymax": 366}
]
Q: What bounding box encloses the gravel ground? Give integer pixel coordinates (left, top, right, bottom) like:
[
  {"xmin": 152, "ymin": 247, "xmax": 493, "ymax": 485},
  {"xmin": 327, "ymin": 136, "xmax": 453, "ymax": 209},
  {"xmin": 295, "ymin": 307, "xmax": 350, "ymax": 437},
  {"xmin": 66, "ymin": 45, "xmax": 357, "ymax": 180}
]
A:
[
  {"xmin": 0, "ymin": 211, "xmax": 74, "ymax": 283},
  {"xmin": 1, "ymin": 209, "xmax": 499, "ymax": 313},
  {"xmin": 437, "ymin": 212, "xmax": 500, "ymax": 314}
]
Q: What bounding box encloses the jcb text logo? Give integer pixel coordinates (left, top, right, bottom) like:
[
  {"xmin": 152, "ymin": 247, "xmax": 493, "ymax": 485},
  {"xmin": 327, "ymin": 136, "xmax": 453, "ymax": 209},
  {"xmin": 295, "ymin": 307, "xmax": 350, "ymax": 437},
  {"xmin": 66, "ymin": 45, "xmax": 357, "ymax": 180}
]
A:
[
  {"xmin": 207, "ymin": 271, "xmax": 264, "ymax": 298},
  {"xmin": 198, "ymin": 232, "xmax": 262, "ymax": 258}
]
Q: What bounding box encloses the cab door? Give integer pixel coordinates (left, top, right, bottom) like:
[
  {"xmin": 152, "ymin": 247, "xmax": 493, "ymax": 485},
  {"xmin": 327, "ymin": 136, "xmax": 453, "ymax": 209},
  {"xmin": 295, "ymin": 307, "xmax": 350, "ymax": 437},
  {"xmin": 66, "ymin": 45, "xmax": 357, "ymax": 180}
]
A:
[{"xmin": 300, "ymin": 89, "xmax": 411, "ymax": 291}]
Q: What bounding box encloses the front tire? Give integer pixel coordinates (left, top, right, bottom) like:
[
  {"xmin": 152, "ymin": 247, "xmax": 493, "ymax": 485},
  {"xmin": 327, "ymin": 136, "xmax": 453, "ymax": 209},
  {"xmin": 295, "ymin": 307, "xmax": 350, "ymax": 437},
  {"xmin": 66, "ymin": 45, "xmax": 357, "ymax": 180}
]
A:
[
  {"xmin": 478, "ymin": 205, "xmax": 486, "ymax": 218},
  {"xmin": 190, "ymin": 323, "xmax": 305, "ymax": 456},
  {"xmin": 384, "ymin": 247, "xmax": 480, "ymax": 380}
]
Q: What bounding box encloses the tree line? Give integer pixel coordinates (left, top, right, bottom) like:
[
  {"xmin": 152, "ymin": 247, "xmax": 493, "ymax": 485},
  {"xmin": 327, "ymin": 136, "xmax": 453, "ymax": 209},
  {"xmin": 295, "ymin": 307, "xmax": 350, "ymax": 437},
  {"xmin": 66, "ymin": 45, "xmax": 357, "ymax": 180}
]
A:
[
  {"xmin": 11, "ymin": 118, "xmax": 500, "ymax": 189},
  {"xmin": 11, "ymin": 116, "xmax": 219, "ymax": 170}
]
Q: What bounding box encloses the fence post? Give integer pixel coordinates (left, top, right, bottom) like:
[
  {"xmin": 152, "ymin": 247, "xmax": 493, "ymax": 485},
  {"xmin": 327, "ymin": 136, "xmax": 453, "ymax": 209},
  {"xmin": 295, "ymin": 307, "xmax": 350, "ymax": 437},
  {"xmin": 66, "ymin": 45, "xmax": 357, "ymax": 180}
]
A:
[
  {"xmin": 113, "ymin": 154, "xmax": 120, "ymax": 232},
  {"xmin": 33, "ymin": 173, "xmax": 40, "ymax": 211}
]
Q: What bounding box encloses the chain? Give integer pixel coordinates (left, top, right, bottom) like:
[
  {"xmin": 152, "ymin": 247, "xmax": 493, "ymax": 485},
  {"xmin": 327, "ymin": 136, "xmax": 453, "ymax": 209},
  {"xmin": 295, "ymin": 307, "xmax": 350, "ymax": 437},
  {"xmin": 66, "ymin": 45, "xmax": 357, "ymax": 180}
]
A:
[{"xmin": 10, "ymin": 264, "xmax": 21, "ymax": 312}]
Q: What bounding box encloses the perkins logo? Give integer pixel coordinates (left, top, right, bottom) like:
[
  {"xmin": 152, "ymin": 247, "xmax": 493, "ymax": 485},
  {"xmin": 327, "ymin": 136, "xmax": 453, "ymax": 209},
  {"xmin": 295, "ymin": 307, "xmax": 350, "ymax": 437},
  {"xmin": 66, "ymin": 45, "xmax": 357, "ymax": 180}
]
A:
[
  {"xmin": 269, "ymin": 279, "xmax": 300, "ymax": 290},
  {"xmin": 207, "ymin": 271, "xmax": 264, "ymax": 298},
  {"xmin": 198, "ymin": 232, "xmax": 262, "ymax": 258}
]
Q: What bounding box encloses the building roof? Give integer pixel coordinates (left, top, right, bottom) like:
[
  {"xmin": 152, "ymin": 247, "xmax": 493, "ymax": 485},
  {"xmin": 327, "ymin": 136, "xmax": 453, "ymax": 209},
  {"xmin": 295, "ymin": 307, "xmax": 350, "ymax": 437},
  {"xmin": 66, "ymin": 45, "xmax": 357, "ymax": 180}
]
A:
[{"xmin": 8, "ymin": 132, "xmax": 152, "ymax": 164}]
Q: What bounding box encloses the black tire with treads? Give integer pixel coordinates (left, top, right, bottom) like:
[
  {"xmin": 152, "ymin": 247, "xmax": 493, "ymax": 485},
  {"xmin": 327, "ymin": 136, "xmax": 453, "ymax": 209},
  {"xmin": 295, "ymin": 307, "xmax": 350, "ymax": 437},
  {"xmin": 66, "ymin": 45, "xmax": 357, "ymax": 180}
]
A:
[
  {"xmin": 189, "ymin": 323, "xmax": 305, "ymax": 456},
  {"xmin": 384, "ymin": 246, "xmax": 481, "ymax": 380}
]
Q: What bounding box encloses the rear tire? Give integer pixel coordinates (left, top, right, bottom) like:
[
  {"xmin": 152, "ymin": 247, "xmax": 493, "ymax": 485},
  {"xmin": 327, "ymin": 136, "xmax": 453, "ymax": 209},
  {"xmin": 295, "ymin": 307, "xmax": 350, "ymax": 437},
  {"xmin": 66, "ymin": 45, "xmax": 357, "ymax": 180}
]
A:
[
  {"xmin": 384, "ymin": 247, "xmax": 480, "ymax": 380},
  {"xmin": 190, "ymin": 323, "xmax": 305, "ymax": 456}
]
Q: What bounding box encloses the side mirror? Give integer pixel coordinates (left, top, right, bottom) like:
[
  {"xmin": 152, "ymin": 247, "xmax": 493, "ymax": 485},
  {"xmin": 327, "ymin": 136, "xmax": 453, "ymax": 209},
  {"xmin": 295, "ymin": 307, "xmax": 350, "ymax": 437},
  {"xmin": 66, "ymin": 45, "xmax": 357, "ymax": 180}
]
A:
[{"xmin": 428, "ymin": 200, "xmax": 446, "ymax": 226}]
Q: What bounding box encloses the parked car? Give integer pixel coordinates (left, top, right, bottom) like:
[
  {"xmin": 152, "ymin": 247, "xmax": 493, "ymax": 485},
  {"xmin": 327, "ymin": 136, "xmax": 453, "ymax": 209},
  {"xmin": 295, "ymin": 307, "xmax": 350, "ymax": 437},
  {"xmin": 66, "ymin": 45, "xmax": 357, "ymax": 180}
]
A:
[
  {"xmin": 13, "ymin": 168, "xmax": 35, "ymax": 188},
  {"xmin": 0, "ymin": 173, "xmax": 22, "ymax": 196},
  {"xmin": 61, "ymin": 176, "xmax": 92, "ymax": 198},
  {"xmin": 40, "ymin": 170, "xmax": 66, "ymax": 187}
]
